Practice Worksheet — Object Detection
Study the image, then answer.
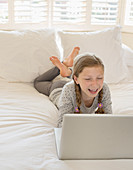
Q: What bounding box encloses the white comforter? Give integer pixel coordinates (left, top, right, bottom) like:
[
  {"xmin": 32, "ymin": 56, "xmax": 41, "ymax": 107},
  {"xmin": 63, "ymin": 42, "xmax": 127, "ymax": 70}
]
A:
[{"xmin": 0, "ymin": 81, "xmax": 133, "ymax": 170}]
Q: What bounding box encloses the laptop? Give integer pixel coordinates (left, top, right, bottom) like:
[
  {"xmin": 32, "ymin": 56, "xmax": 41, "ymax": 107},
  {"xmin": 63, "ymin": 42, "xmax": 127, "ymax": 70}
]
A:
[{"xmin": 54, "ymin": 114, "xmax": 133, "ymax": 160}]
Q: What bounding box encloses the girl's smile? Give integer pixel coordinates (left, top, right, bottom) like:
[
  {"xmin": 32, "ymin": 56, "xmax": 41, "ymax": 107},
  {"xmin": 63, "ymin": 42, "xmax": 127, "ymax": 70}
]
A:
[
  {"xmin": 74, "ymin": 66, "xmax": 104, "ymax": 101},
  {"xmin": 88, "ymin": 89, "xmax": 98, "ymax": 94}
]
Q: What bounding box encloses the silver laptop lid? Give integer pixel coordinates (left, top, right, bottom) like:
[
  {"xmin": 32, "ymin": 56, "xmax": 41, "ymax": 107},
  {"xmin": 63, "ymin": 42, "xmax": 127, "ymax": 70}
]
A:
[{"xmin": 58, "ymin": 114, "xmax": 133, "ymax": 160}]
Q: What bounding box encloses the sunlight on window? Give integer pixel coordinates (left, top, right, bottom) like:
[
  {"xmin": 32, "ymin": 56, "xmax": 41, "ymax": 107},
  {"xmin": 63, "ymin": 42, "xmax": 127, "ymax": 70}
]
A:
[
  {"xmin": 53, "ymin": 0, "xmax": 86, "ymax": 24},
  {"xmin": 14, "ymin": 0, "xmax": 48, "ymax": 23},
  {"xmin": 0, "ymin": 0, "xmax": 8, "ymax": 23},
  {"xmin": 0, "ymin": 0, "xmax": 132, "ymax": 31},
  {"xmin": 91, "ymin": 0, "xmax": 119, "ymax": 25},
  {"xmin": 125, "ymin": 0, "xmax": 133, "ymax": 25}
]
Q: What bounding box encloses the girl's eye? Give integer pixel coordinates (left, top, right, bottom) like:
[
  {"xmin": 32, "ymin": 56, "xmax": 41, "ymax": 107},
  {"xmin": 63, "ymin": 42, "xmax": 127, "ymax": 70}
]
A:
[
  {"xmin": 85, "ymin": 78, "xmax": 91, "ymax": 80},
  {"xmin": 97, "ymin": 77, "xmax": 103, "ymax": 80}
]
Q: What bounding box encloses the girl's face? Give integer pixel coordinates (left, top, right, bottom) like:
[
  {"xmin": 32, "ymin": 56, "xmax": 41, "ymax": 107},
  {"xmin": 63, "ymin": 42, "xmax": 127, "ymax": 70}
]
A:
[{"xmin": 74, "ymin": 66, "xmax": 104, "ymax": 100}]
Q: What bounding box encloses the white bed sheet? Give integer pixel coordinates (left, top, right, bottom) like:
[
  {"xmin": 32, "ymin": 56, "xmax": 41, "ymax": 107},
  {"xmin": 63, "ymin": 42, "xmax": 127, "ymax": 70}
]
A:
[
  {"xmin": 0, "ymin": 81, "xmax": 133, "ymax": 170},
  {"xmin": 109, "ymin": 83, "xmax": 133, "ymax": 115}
]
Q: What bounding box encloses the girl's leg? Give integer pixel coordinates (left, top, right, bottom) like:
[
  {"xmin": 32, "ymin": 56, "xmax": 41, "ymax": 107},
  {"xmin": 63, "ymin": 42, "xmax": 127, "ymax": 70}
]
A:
[
  {"xmin": 50, "ymin": 80, "xmax": 68, "ymax": 94},
  {"xmin": 50, "ymin": 56, "xmax": 72, "ymax": 77},
  {"xmin": 34, "ymin": 67, "xmax": 60, "ymax": 96},
  {"xmin": 63, "ymin": 47, "xmax": 80, "ymax": 67},
  {"xmin": 34, "ymin": 62, "xmax": 72, "ymax": 96},
  {"xmin": 34, "ymin": 67, "xmax": 60, "ymax": 82},
  {"xmin": 48, "ymin": 47, "xmax": 80, "ymax": 93},
  {"xmin": 34, "ymin": 81, "xmax": 52, "ymax": 96},
  {"xmin": 34, "ymin": 46, "xmax": 80, "ymax": 96}
]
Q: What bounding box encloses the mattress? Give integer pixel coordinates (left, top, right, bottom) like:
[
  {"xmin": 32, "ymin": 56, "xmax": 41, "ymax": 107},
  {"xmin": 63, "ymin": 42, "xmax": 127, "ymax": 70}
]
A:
[{"xmin": 0, "ymin": 81, "xmax": 133, "ymax": 170}]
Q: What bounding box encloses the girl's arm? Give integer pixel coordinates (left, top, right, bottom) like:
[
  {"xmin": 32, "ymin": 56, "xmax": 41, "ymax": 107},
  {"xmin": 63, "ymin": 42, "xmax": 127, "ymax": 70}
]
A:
[
  {"xmin": 102, "ymin": 83, "xmax": 113, "ymax": 114},
  {"xmin": 57, "ymin": 83, "xmax": 74, "ymax": 127}
]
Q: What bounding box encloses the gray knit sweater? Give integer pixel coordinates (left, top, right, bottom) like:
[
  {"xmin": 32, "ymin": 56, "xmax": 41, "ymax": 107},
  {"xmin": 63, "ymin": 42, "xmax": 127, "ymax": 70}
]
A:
[{"xmin": 49, "ymin": 80, "xmax": 112, "ymax": 127}]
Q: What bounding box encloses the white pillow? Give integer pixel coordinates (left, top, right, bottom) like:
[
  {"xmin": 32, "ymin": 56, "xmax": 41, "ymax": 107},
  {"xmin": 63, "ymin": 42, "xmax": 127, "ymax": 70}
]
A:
[
  {"xmin": 122, "ymin": 44, "xmax": 133, "ymax": 82},
  {"xmin": 0, "ymin": 29, "xmax": 60, "ymax": 82},
  {"xmin": 58, "ymin": 26, "xmax": 128, "ymax": 84},
  {"xmin": 122, "ymin": 44, "xmax": 133, "ymax": 67}
]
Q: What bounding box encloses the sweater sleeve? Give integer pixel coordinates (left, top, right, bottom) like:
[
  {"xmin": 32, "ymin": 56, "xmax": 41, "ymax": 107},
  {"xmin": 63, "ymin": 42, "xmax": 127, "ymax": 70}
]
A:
[
  {"xmin": 57, "ymin": 83, "xmax": 75, "ymax": 127},
  {"xmin": 102, "ymin": 83, "xmax": 112, "ymax": 114}
]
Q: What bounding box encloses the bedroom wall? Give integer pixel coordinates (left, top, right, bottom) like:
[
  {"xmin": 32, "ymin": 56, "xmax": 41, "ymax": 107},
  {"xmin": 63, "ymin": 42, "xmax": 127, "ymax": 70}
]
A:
[{"xmin": 122, "ymin": 32, "xmax": 133, "ymax": 50}]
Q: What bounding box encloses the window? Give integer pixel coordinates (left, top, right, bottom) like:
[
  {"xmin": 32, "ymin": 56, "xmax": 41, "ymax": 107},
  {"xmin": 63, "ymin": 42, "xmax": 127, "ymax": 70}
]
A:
[
  {"xmin": 0, "ymin": 0, "xmax": 8, "ymax": 23},
  {"xmin": 91, "ymin": 0, "xmax": 119, "ymax": 25},
  {"xmin": 52, "ymin": 0, "xmax": 86, "ymax": 25},
  {"xmin": 125, "ymin": 0, "xmax": 133, "ymax": 25},
  {"xmin": 14, "ymin": 0, "xmax": 48, "ymax": 23},
  {"xmin": 0, "ymin": 0, "xmax": 133, "ymax": 32}
]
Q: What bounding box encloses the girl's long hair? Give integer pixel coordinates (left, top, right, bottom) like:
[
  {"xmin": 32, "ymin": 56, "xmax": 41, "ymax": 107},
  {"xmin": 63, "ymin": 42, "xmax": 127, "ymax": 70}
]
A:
[{"xmin": 72, "ymin": 53, "xmax": 105, "ymax": 114}]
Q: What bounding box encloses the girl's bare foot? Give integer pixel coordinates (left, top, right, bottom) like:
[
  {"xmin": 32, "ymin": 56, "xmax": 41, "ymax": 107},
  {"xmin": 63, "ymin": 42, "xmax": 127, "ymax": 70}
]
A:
[
  {"xmin": 63, "ymin": 47, "xmax": 80, "ymax": 67},
  {"xmin": 50, "ymin": 56, "xmax": 72, "ymax": 77}
]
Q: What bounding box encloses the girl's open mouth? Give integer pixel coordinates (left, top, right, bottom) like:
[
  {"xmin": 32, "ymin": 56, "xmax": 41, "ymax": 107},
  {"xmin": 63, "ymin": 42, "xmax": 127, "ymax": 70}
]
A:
[{"xmin": 88, "ymin": 89, "xmax": 98, "ymax": 94}]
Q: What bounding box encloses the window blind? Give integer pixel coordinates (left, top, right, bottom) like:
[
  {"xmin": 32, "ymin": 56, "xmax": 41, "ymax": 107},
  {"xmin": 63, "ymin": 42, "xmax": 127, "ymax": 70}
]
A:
[
  {"xmin": 0, "ymin": 0, "xmax": 8, "ymax": 23},
  {"xmin": 125, "ymin": 0, "xmax": 133, "ymax": 25},
  {"xmin": 14, "ymin": 0, "xmax": 48, "ymax": 23},
  {"xmin": 91, "ymin": 0, "xmax": 119, "ymax": 25},
  {"xmin": 0, "ymin": 0, "xmax": 133, "ymax": 32},
  {"xmin": 52, "ymin": 0, "xmax": 86, "ymax": 25}
]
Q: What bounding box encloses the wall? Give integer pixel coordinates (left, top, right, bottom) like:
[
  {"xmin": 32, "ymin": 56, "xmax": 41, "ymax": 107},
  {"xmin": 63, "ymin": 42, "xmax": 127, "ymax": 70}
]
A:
[{"xmin": 122, "ymin": 32, "xmax": 133, "ymax": 50}]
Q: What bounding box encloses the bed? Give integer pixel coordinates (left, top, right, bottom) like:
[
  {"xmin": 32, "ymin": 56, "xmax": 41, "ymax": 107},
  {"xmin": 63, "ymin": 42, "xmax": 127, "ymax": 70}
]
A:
[{"xmin": 0, "ymin": 26, "xmax": 133, "ymax": 170}]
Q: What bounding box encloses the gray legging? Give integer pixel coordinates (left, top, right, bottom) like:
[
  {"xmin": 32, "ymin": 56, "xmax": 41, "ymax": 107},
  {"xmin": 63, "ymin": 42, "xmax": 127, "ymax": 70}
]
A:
[{"xmin": 34, "ymin": 67, "xmax": 68, "ymax": 96}]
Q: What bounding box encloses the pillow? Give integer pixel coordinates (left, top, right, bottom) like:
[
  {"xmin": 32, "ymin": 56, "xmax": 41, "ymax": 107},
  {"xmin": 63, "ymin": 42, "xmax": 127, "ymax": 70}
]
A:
[
  {"xmin": 122, "ymin": 44, "xmax": 133, "ymax": 67},
  {"xmin": 58, "ymin": 26, "xmax": 128, "ymax": 84},
  {"xmin": 0, "ymin": 29, "xmax": 60, "ymax": 82},
  {"xmin": 122, "ymin": 44, "xmax": 133, "ymax": 82}
]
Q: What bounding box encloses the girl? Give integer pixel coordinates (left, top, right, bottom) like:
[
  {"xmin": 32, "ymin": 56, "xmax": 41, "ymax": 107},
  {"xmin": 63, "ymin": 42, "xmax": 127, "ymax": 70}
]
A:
[{"xmin": 34, "ymin": 47, "xmax": 112, "ymax": 127}]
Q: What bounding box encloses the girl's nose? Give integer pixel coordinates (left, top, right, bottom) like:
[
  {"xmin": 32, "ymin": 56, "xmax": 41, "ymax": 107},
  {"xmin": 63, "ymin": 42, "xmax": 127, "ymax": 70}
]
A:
[{"xmin": 91, "ymin": 79, "xmax": 98, "ymax": 86}]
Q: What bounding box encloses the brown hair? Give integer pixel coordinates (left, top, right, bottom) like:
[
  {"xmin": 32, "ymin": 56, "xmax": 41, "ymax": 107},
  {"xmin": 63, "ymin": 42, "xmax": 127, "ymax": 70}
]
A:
[{"xmin": 72, "ymin": 53, "xmax": 105, "ymax": 114}]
